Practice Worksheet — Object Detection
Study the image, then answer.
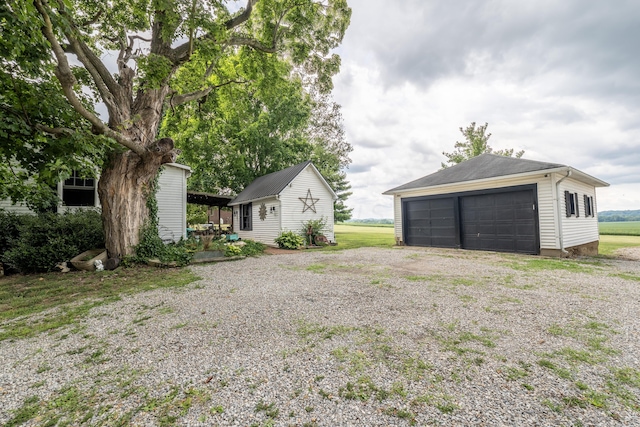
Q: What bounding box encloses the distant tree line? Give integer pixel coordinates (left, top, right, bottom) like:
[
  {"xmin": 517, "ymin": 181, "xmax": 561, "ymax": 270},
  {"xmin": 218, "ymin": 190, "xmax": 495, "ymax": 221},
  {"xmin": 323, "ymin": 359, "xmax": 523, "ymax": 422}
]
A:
[{"xmin": 598, "ymin": 210, "xmax": 640, "ymax": 222}]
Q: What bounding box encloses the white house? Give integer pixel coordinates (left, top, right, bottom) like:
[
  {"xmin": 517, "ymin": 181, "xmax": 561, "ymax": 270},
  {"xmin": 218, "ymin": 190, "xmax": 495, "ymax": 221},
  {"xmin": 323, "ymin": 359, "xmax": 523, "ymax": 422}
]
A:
[
  {"xmin": 228, "ymin": 161, "xmax": 337, "ymax": 245},
  {"xmin": 0, "ymin": 163, "xmax": 191, "ymax": 243},
  {"xmin": 383, "ymin": 154, "xmax": 609, "ymax": 256}
]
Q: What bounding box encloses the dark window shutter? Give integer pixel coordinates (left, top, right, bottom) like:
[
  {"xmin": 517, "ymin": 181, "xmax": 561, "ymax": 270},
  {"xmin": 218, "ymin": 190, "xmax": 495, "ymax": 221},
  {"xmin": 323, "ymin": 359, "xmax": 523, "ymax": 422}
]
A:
[
  {"xmin": 574, "ymin": 193, "xmax": 579, "ymax": 217},
  {"xmin": 583, "ymin": 194, "xmax": 589, "ymax": 216},
  {"xmin": 564, "ymin": 191, "xmax": 571, "ymax": 217}
]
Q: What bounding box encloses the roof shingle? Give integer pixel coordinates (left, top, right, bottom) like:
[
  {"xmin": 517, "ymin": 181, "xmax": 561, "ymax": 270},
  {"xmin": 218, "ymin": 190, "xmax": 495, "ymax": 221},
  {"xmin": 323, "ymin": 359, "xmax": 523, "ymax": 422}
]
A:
[
  {"xmin": 229, "ymin": 161, "xmax": 312, "ymax": 205},
  {"xmin": 385, "ymin": 154, "xmax": 566, "ymax": 193}
]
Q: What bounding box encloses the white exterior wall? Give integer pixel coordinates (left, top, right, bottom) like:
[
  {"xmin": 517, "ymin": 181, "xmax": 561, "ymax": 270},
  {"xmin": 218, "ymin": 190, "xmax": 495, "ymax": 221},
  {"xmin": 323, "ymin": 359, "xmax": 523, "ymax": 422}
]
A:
[
  {"xmin": 556, "ymin": 176, "xmax": 599, "ymax": 248},
  {"xmin": 0, "ymin": 199, "xmax": 33, "ymax": 214},
  {"xmin": 279, "ymin": 166, "xmax": 335, "ymax": 242},
  {"xmin": 156, "ymin": 165, "xmax": 189, "ymax": 243},
  {"xmin": 392, "ymin": 174, "xmax": 559, "ymax": 250},
  {"xmin": 232, "ymin": 197, "xmax": 281, "ymax": 245}
]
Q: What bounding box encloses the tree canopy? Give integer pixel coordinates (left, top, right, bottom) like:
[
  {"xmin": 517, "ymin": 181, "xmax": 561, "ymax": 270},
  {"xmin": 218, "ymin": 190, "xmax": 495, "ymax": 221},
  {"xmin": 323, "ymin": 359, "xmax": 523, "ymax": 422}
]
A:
[
  {"xmin": 441, "ymin": 122, "xmax": 524, "ymax": 168},
  {"xmin": 1, "ymin": 0, "xmax": 352, "ymax": 256}
]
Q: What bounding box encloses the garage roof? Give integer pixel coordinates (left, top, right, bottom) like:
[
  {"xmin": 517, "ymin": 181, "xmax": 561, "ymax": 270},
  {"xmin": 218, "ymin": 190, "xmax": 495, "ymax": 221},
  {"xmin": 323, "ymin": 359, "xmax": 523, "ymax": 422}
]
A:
[{"xmin": 384, "ymin": 153, "xmax": 608, "ymax": 194}]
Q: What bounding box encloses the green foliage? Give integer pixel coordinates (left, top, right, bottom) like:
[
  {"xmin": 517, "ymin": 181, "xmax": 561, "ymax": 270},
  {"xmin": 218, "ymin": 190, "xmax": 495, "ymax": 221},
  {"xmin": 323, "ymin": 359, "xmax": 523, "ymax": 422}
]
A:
[
  {"xmin": 275, "ymin": 231, "xmax": 304, "ymax": 249},
  {"xmin": 0, "ymin": 210, "xmax": 104, "ymax": 274},
  {"xmin": 187, "ymin": 204, "xmax": 209, "ymax": 225},
  {"xmin": 129, "ymin": 178, "xmax": 192, "ymax": 266},
  {"xmin": 239, "ymin": 240, "xmax": 266, "ymax": 256},
  {"xmin": 599, "ymin": 221, "xmax": 640, "ymax": 235},
  {"xmin": 441, "ymin": 122, "xmax": 524, "ymax": 168},
  {"xmin": 224, "ymin": 244, "xmax": 242, "ymax": 257},
  {"xmin": 301, "ymin": 216, "xmax": 328, "ymax": 245},
  {"xmin": 0, "ymin": 3, "xmax": 111, "ymax": 211}
]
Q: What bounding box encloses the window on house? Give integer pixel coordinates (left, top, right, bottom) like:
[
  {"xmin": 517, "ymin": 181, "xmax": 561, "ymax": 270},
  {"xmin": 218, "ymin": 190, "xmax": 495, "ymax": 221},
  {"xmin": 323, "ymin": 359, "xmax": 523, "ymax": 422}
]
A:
[
  {"xmin": 240, "ymin": 203, "xmax": 252, "ymax": 230},
  {"xmin": 63, "ymin": 170, "xmax": 96, "ymax": 206},
  {"xmin": 564, "ymin": 191, "xmax": 580, "ymax": 217},
  {"xmin": 584, "ymin": 195, "xmax": 595, "ymax": 217}
]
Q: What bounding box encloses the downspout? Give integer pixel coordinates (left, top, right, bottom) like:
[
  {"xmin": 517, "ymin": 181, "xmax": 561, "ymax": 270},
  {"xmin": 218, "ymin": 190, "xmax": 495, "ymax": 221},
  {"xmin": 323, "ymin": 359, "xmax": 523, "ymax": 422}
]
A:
[{"xmin": 555, "ymin": 170, "xmax": 572, "ymax": 255}]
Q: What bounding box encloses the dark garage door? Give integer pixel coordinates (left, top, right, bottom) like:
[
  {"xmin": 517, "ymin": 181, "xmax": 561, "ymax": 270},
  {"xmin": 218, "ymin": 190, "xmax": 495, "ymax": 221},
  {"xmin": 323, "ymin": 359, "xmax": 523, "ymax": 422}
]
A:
[
  {"xmin": 403, "ymin": 197, "xmax": 457, "ymax": 248},
  {"xmin": 460, "ymin": 189, "xmax": 537, "ymax": 254}
]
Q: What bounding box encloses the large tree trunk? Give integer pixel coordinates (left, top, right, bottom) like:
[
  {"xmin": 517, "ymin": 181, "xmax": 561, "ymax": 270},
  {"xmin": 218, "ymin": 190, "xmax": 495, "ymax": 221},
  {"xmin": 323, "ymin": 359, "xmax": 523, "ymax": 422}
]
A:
[{"xmin": 98, "ymin": 138, "xmax": 176, "ymax": 259}]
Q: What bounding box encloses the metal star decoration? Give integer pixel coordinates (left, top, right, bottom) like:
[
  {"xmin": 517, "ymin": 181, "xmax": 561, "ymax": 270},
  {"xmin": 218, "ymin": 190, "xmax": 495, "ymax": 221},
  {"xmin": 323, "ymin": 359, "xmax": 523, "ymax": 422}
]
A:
[{"xmin": 299, "ymin": 189, "xmax": 319, "ymax": 213}]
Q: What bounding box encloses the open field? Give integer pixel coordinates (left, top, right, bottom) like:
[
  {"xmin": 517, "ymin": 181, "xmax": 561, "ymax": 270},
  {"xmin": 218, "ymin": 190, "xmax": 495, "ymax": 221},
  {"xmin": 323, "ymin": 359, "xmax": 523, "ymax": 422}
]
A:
[
  {"xmin": 2, "ymin": 247, "xmax": 640, "ymax": 426},
  {"xmin": 599, "ymin": 221, "xmax": 640, "ymax": 236}
]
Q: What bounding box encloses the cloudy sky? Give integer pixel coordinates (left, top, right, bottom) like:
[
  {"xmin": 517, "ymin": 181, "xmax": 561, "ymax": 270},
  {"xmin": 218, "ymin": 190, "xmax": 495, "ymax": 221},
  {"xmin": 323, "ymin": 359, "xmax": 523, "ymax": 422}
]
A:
[{"xmin": 331, "ymin": 0, "xmax": 640, "ymax": 219}]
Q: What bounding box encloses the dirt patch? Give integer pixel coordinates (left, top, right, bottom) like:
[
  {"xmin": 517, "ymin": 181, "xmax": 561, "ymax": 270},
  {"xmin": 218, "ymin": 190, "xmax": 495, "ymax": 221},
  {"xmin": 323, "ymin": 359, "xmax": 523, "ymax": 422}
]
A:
[{"xmin": 615, "ymin": 246, "xmax": 640, "ymax": 261}]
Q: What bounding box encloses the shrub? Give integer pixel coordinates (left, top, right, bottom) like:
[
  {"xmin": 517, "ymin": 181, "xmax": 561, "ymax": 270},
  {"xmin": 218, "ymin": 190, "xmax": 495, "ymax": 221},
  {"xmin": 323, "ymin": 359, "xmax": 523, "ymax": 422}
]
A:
[
  {"xmin": 275, "ymin": 231, "xmax": 304, "ymax": 250},
  {"xmin": 224, "ymin": 244, "xmax": 242, "ymax": 257},
  {"xmin": 1, "ymin": 210, "xmax": 105, "ymax": 274},
  {"xmin": 240, "ymin": 240, "xmax": 266, "ymax": 256},
  {"xmin": 131, "ymin": 222, "xmax": 193, "ymax": 267},
  {"xmin": 301, "ymin": 217, "xmax": 327, "ymax": 246}
]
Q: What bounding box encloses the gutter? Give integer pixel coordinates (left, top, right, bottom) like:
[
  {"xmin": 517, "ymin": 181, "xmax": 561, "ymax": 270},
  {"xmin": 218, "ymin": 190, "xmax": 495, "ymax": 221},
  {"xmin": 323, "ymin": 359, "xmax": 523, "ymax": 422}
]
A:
[{"xmin": 555, "ymin": 170, "xmax": 572, "ymax": 255}]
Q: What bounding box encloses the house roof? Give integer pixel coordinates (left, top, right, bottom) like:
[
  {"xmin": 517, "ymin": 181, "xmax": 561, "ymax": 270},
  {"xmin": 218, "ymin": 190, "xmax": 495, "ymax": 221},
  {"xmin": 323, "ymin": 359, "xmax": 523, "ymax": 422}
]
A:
[
  {"xmin": 229, "ymin": 161, "xmax": 336, "ymax": 205},
  {"xmin": 384, "ymin": 153, "xmax": 609, "ymax": 194}
]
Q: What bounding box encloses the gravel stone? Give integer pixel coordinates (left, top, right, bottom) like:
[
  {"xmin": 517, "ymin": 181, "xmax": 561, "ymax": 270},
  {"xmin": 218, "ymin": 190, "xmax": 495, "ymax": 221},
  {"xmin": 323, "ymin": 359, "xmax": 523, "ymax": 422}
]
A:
[{"xmin": 1, "ymin": 247, "xmax": 639, "ymax": 426}]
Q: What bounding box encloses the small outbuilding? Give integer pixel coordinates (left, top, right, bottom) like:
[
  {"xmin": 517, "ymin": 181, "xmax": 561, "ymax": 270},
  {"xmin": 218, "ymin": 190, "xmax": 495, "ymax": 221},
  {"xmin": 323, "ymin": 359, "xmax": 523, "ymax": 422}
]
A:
[
  {"xmin": 228, "ymin": 161, "xmax": 337, "ymax": 246},
  {"xmin": 383, "ymin": 154, "xmax": 609, "ymax": 256}
]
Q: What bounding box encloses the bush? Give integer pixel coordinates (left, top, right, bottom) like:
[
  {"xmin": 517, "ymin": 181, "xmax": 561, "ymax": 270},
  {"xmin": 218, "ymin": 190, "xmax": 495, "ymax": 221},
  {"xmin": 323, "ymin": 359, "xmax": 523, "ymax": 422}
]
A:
[
  {"xmin": 275, "ymin": 231, "xmax": 304, "ymax": 250},
  {"xmin": 301, "ymin": 217, "xmax": 327, "ymax": 246},
  {"xmin": 224, "ymin": 244, "xmax": 242, "ymax": 257},
  {"xmin": 1, "ymin": 210, "xmax": 105, "ymax": 274},
  {"xmin": 240, "ymin": 240, "xmax": 266, "ymax": 256},
  {"xmin": 130, "ymin": 222, "xmax": 193, "ymax": 267}
]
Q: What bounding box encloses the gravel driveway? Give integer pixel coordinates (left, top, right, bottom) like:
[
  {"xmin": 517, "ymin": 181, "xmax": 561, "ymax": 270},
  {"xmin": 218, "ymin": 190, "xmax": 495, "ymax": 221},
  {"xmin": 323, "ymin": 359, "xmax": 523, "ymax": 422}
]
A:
[{"xmin": 2, "ymin": 247, "xmax": 640, "ymax": 426}]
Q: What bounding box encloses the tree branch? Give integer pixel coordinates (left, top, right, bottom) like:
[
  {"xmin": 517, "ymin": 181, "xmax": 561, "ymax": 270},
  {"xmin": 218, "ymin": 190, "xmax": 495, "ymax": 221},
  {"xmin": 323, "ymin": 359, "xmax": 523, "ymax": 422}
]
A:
[
  {"xmin": 55, "ymin": 5, "xmax": 122, "ymax": 107},
  {"xmin": 170, "ymin": 0, "xmax": 260, "ymax": 64},
  {"xmin": 225, "ymin": 0, "xmax": 259, "ymax": 30},
  {"xmin": 33, "ymin": 0, "xmax": 144, "ymax": 156},
  {"xmin": 168, "ymin": 80, "xmax": 249, "ymax": 107},
  {"xmin": 228, "ymin": 36, "xmax": 277, "ymax": 53},
  {"xmin": 35, "ymin": 124, "xmax": 74, "ymax": 136},
  {"xmin": 79, "ymin": 9, "xmax": 103, "ymax": 27}
]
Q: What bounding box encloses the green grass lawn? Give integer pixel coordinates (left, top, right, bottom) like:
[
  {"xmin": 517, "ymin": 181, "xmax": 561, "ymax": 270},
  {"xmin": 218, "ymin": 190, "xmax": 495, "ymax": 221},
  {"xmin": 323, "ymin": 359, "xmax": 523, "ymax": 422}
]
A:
[
  {"xmin": 326, "ymin": 224, "xmax": 395, "ymax": 251},
  {"xmin": 0, "ymin": 267, "xmax": 200, "ymax": 341},
  {"xmin": 598, "ymin": 235, "xmax": 640, "ymax": 256},
  {"xmin": 599, "ymin": 221, "xmax": 640, "ymax": 236}
]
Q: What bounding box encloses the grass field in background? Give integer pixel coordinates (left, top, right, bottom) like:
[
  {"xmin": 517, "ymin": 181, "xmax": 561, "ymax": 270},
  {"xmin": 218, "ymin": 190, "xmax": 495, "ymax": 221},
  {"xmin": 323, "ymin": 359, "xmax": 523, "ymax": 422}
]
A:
[
  {"xmin": 327, "ymin": 224, "xmax": 395, "ymax": 251},
  {"xmin": 332, "ymin": 224, "xmax": 640, "ymax": 256},
  {"xmin": 598, "ymin": 221, "xmax": 640, "ymax": 236},
  {"xmin": 598, "ymin": 235, "xmax": 640, "ymax": 256},
  {"xmin": 342, "ymin": 222, "xmax": 394, "ymax": 228}
]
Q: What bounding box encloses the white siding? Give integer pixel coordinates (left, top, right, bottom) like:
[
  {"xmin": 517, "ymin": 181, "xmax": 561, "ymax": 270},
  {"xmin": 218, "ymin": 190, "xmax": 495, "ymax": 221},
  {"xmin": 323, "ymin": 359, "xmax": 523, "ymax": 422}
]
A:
[
  {"xmin": 393, "ymin": 195, "xmax": 402, "ymax": 241},
  {"xmin": 157, "ymin": 165, "xmax": 188, "ymax": 242},
  {"xmin": 557, "ymin": 176, "xmax": 599, "ymax": 248},
  {"xmin": 279, "ymin": 166, "xmax": 336, "ymax": 242},
  {"xmin": 0, "ymin": 199, "xmax": 33, "ymax": 214},
  {"xmin": 392, "ymin": 174, "xmax": 558, "ymax": 250},
  {"xmin": 233, "ymin": 197, "xmax": 281, "ymax": 245}
]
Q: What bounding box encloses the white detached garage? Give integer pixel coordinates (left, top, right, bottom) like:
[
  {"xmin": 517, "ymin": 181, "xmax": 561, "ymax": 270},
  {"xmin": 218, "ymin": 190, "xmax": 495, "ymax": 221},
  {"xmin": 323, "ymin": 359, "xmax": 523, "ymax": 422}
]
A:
[
  {"xmin": 384, "ymin": 154, "xmax": 609, "ymax": 256},
  {"xmin": 228, "ymin": 161, "xmax": 337, "ymax": 246}
]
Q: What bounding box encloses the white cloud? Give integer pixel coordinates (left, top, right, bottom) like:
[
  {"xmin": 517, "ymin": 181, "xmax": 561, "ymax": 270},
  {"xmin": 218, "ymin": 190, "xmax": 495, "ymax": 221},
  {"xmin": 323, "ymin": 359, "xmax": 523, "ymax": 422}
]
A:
[{"xmin": 335, "ymin": 1, "xmax": 640, "ymax": 218}]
